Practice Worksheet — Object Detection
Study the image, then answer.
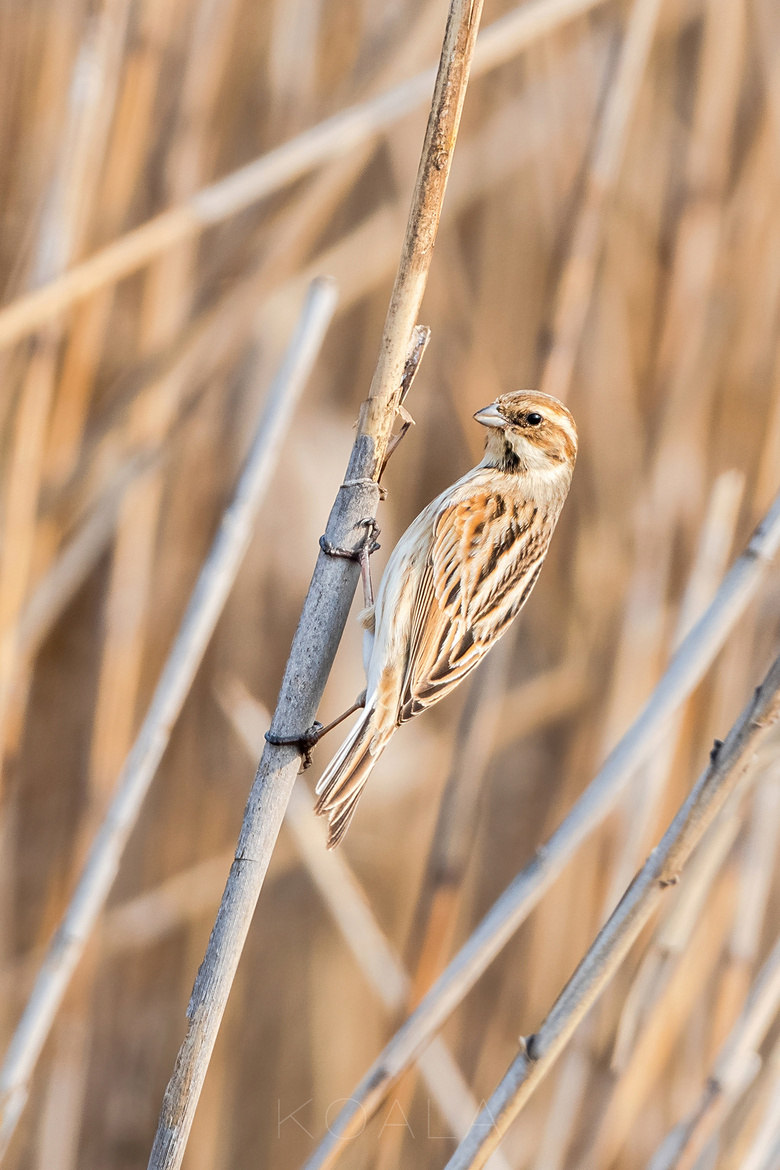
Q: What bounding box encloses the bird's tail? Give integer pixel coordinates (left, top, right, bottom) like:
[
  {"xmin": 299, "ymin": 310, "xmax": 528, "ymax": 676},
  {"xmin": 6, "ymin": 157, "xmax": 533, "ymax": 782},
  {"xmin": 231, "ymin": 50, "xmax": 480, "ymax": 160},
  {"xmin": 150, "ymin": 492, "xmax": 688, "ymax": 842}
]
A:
[{"xmin": 314, "ymin": 700, "xmax": 384, "ymax": 848}]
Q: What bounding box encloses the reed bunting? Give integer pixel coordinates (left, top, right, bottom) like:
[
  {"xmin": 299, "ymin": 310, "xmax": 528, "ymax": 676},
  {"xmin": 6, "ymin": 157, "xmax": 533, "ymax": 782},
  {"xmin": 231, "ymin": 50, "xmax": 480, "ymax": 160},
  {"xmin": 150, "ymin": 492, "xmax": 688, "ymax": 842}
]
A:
[{"xmin": 315, "ymin": 390, "xmax": 577, "ymax": 846}]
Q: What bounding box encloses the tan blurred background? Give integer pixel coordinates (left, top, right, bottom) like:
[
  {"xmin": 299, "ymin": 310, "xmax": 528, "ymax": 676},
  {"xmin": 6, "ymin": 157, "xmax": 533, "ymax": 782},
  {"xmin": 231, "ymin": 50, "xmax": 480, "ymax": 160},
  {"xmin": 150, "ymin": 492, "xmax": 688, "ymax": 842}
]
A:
[{"xmin": 2, "ymin": 0, "xmax": 780, "ymax": 1167}]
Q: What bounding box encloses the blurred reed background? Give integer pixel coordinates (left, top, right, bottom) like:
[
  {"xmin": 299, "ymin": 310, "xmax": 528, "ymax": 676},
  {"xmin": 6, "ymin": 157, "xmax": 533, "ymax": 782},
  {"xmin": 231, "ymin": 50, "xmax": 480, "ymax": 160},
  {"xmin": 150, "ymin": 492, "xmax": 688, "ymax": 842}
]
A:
[{"xmin": 2, "ymin": 0, "xmax": 780, "ymax": 1167}]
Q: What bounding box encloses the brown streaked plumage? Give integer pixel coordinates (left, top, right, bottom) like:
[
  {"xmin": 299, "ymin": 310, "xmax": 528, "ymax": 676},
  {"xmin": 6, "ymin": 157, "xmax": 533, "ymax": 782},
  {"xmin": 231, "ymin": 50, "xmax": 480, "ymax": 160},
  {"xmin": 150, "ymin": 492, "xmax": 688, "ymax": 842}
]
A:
[{"xmin": 315, "ymin": 390, "xmax": 577, "ymax": 846}]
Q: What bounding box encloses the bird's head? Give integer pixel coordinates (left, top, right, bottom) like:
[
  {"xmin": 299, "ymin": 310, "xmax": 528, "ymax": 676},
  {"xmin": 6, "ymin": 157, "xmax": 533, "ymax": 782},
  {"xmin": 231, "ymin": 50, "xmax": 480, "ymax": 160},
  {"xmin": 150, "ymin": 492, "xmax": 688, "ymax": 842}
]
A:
[{"xmin": 474, "ymin": 391, "xmax": 578, "ymax": 479}]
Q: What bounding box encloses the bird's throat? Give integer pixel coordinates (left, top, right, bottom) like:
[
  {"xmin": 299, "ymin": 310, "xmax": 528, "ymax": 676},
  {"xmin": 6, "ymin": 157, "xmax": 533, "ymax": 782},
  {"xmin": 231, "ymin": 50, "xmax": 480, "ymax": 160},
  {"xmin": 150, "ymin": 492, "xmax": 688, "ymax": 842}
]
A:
[{"xmin": 482, "ymin": 434, "xmax": 524, "ymax": 474}]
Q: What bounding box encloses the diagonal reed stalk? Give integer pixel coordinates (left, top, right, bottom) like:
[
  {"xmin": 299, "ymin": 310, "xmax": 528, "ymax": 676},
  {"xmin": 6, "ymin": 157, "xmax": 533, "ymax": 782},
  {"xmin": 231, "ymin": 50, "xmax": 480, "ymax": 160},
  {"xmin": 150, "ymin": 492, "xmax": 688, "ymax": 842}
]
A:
[
  {"xmin": 145, "ymin": 2, "xmax": 486, "ymax": 1165},
  {"xmin": 0, "ymin": 277, "xmax": 337, "ymax": 1158},
  {"xmin": 444, "ymin": 655, "xmax": 780, "ymax": 1169}
]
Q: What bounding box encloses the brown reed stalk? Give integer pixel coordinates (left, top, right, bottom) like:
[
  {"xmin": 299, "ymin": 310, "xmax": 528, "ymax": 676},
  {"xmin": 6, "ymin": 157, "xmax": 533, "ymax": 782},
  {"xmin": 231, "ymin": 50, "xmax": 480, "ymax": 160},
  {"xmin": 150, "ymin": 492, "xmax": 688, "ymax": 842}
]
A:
[
  {"xmin": 537, "ymin": 0, "xmax": 664, "ymax": 403},
  {"xmin": 42, "ymin": 0, "xmax": 202, "ymax": 559},
  {"xmin": 0, "ymin": 0, "xmax": 134, "ymax": 791},
  {"xmin": 644, "ymin": 0, "xmax": 746, "ymax": 539},
  {"xmin": 728, "ymin": 1036, "xmax": 780, "ymax": 1170},
  {"xmin": 649, "ymin": 927, "xmax": 780, "ymax": 1170}
]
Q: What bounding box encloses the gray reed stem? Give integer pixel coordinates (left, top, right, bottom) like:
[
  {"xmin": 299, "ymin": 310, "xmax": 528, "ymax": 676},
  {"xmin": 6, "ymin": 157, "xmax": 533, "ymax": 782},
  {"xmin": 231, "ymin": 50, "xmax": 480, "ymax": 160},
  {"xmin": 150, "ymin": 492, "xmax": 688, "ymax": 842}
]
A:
[
  {"xmin": 146, "ymin": 2, "xmax": 484, "ymax": 1166},
  {"xmin": 445, "ymin": 655, "xmax": 780, "ymax": 1169},
  {"xmin": 0, "ymin": 277, "xmax": 337, "ymax": 1158}
]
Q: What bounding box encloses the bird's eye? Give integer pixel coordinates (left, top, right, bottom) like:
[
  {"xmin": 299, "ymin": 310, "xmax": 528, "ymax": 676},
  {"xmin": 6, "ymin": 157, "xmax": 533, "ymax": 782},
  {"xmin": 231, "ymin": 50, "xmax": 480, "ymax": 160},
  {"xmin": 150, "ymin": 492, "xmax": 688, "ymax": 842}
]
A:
[{"xmin": 526, "ymin": 412, "xmax": 543, "ymax": 426}]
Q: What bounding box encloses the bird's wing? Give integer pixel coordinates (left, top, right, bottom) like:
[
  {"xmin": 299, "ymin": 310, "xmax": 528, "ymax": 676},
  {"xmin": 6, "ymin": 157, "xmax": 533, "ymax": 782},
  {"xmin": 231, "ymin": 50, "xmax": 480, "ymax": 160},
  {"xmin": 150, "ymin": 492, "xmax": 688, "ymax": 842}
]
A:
[{"xmin": 398, "ymin": 491, "xmax": 551, "ymax": 722}]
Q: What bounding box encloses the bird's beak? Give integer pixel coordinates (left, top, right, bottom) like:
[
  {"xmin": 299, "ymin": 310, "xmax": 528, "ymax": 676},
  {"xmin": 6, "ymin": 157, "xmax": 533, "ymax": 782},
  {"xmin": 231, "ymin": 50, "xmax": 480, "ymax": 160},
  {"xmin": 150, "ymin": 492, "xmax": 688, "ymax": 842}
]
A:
[{"xmin": 473, "ymin": 402, "xmax": 505, "ymax": 429}]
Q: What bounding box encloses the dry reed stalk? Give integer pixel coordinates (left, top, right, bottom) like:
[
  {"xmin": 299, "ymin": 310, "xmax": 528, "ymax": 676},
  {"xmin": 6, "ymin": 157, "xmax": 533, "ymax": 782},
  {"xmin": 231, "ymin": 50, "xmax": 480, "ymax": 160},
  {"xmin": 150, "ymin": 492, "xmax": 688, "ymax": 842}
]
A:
[
  {"xmin": 217, "ymin": 674, "xmax": 513, "ymax": 1170},
  {"xmin": 267, "ymin": 0, "xmax": 321, "ymax": 133},
  {"xmin": 0, "ymin": 337, "xmax": 60, "ymax": 766},
  {"xmin": 0, "ymin": 844, "xmax": 283, "ymax": 1007},
  {"xmin": 4, "ymin": 1, "xmax": 777, "ymax": 1161},
  {"xmin": 39, "ymin": 8, "xmax": 244, "ymax": 1157},
  {"xmin": 112, "ymin": 0, "xmax": 443, "ymax": 453},
  {"xmin": 0, "ymin": 666, "xmax": 587, "ymax": 998},
  {"xmin": 0, "ymin": 0, "xmax": 614, "ymax": 352},
  {"xmin": 15, "ymin": 480, "xmax": 128, "ymax": 661},
  {"xmin": 644, "ymin": 0, "xmax": 746, "ymax": 538},
  {"xmin": 604, "ymin": 469, "xmax": 745, "ymax": 913},
  {"xmin": 31, "ymin": 1015, "xmax": 90, "ymax": 1170},
  {"xmin": 752, "ymin": 0, "xmax": 780, "ymax": 165},
  {"xmin": 648, "ymin": 929, "xmax": 780, "ymax": 1170},
  {"xmin": 551, "ymin": 1, "xmax": 749, "ymax": 988},
  {"xmin": 103, "ymin": 850, "xmax": 241, "ymax": 953},
  {"xmin": 729, "ymin": 1038, "xmax": 780, "ymax": 1170},
  {"xmin": 700, "ymin": 649, "xmax": 770, "ymax": 1048},
  {"xmin": 0, "ymin": 0, "xmax": 134, "ymax": 785},
  {"xmin": 409, "ymin": 635, "xmax": 517, "ymax": 970},
  {"xmin": 49, "ymin": 0, "xmax": 234, "ymax": 743},
  {"xmin": 695, "ymin": 392, "xmax": 780, "ymax": 1079},
  {"xmin": 326, "ymin": 2, "xmax": 664, "ymax": 1149},
  {"xmin": 145, "ymin": 5, "xmax": 486, "ymax": 1165},
  {"xmin": 42, "ymin": 473, "xmax": 166, "ymax": 1166},
  {"xmin": 0, "ymin": 279, "xmax": 336, "ymax": 1157},
  {"xmin": 533, "ymin": 1038, "xmax": 592, "ymax": 1170},
  {"xmin": 302, "ymin": 491, "xmax": 780, "ymax": 1167},
  {"xmin": 56, "ymin": 0, "xmax": 243, "ymax": 1086},
  {"xmin": 701, "ymin": 758, "xmax": 780, "ymax": 1065},
  {"xmin": 42, "ymin": 0, "xmax": 187, "ymax": 494},
  {"xmin": 444, "ymin": 653, "xmax": 780, "ymax": 1170},
  {"xmin": 14, "ymin": 192, "xmax": 409, "ymax": 666},
  {"xmin": 13, "ymin": 137, "xmax": 358, "ymax": 692},
  {"xmin": 725, "ymin": 766, "xmax": 780, "ymax": 967},
  {"xmin": 537, "ymin": 0, "xmax": 664, "ymax": 403}
]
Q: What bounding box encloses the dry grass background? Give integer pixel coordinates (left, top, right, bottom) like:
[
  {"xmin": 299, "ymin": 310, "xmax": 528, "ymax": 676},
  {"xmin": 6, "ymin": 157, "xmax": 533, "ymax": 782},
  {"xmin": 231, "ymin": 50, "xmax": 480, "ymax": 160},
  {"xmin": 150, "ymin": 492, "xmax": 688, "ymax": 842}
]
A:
[{"xmin": 2, "ymin": 0, "xmax": 780, "ymax": 1167}]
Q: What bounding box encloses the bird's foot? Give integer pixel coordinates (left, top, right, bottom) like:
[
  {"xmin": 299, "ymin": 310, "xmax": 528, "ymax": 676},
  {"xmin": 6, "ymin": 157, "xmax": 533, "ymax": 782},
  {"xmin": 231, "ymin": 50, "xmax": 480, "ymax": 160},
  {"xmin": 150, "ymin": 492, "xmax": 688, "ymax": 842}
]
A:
[
  {"xmin": 265, "ymin": 722, "xmax": 324, "ymax": 769},
  {"xmin": 320, "ymin": 519, "xmax": 380, "ymax": 608},
  {"xmin": 319, "ymin": 517, "xmax": 380, "ymax": 562}
]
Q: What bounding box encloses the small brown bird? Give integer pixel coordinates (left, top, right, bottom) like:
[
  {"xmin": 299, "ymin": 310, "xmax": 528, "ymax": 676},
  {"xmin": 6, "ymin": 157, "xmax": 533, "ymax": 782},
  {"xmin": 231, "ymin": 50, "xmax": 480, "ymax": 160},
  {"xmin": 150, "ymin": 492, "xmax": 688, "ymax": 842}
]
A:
[{"xmin": 315, "ymin": 390, "xmax": 577, "ymax": 846}]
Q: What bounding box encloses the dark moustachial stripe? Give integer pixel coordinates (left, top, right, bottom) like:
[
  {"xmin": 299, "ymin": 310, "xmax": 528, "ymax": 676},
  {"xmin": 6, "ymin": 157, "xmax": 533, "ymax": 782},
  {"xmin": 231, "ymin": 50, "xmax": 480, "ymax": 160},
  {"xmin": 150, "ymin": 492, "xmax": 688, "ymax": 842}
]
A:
[{"xmin": 500, "ymin": 443, "xmax": 521, "ymax": 474}]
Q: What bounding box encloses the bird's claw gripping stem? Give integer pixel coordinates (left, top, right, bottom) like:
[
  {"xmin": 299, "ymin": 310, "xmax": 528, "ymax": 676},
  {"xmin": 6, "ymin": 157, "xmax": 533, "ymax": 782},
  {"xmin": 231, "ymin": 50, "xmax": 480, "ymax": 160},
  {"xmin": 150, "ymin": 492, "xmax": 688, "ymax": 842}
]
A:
[
  {"xmin": 264, "ymin": 690, "xmax": 367, "ymax": 770},
  {"xmin": 319, "ymin": 518, "xmax": 380, "ymax": 608},
  {"xmin": 265, "ymin": 722, "xmax": 324, "ymax": 770}
]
